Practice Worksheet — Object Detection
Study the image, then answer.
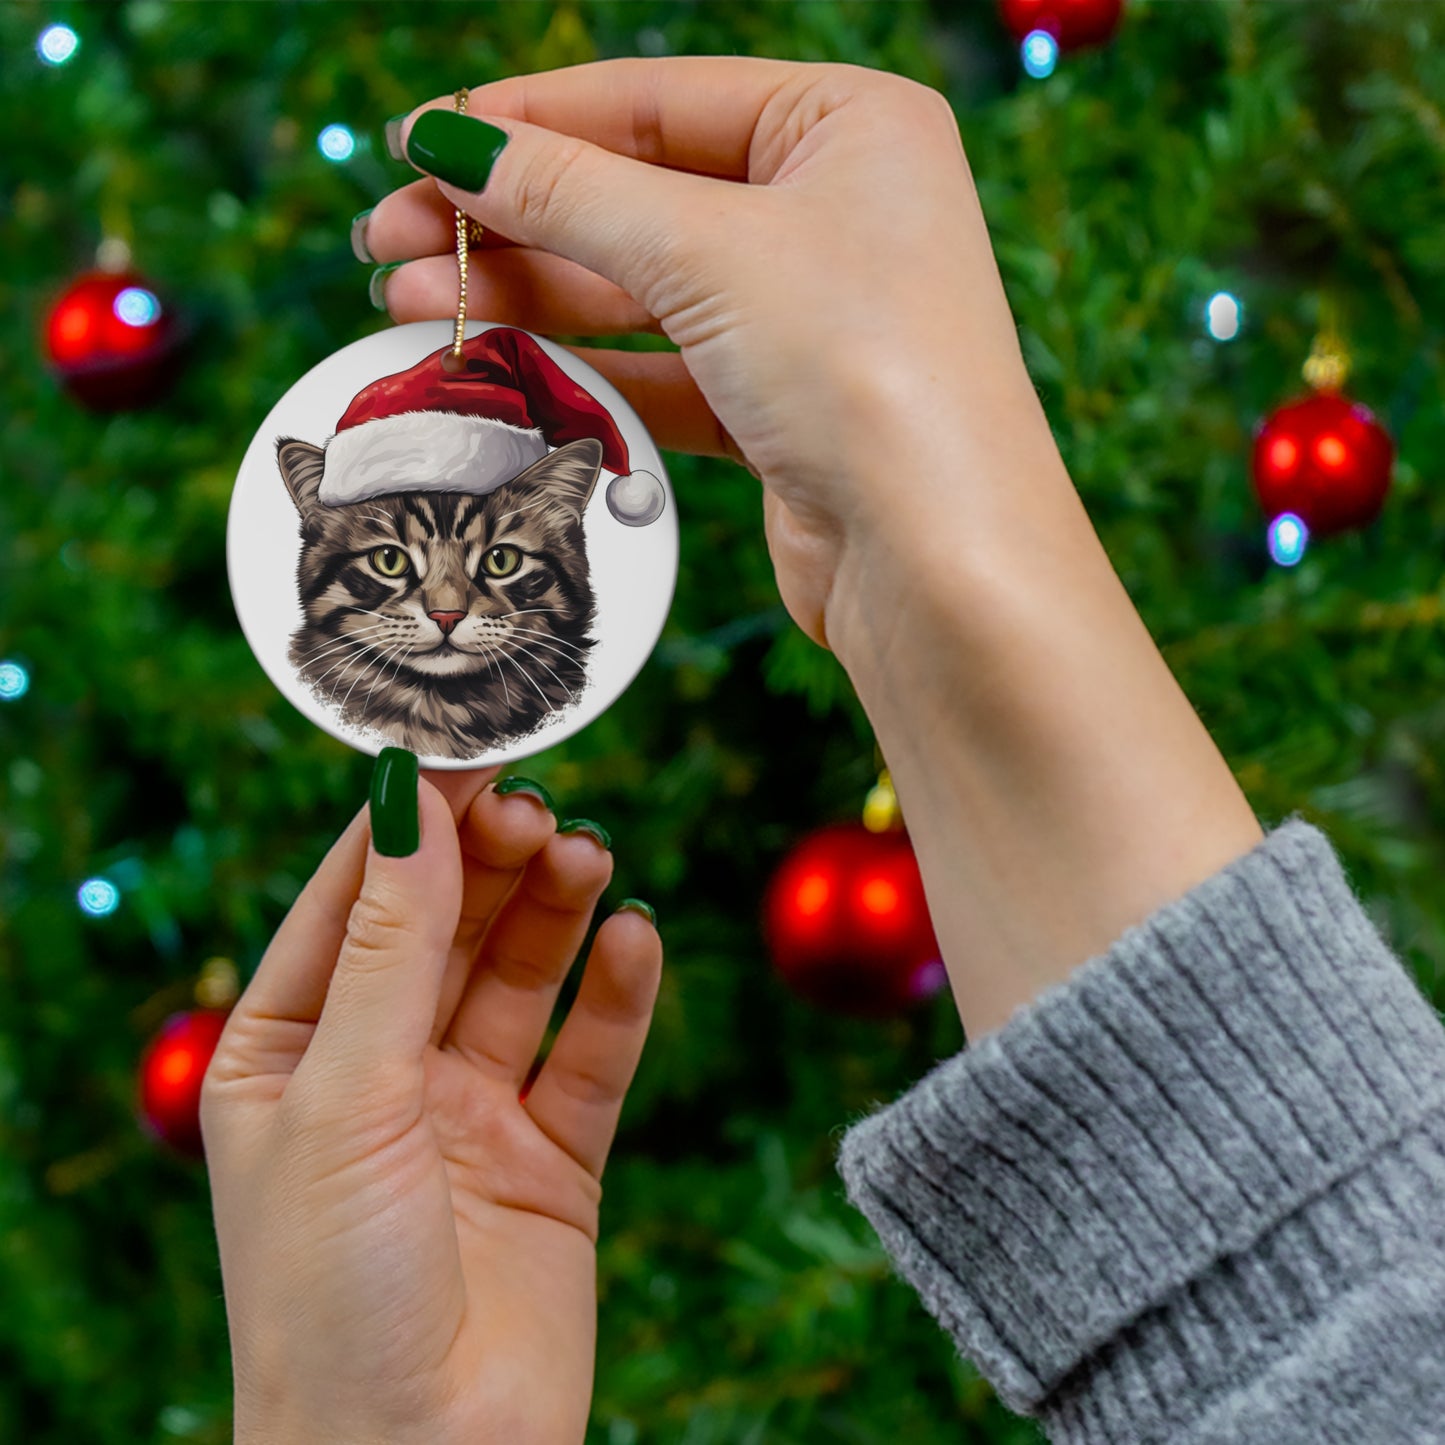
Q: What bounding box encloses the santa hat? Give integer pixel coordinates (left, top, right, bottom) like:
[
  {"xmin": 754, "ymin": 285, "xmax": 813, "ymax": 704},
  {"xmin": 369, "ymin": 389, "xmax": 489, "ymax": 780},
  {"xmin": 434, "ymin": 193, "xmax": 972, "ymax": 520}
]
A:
[{"xmin": 319, "ymin": 326, "xmax": 645, "ymax": 509}]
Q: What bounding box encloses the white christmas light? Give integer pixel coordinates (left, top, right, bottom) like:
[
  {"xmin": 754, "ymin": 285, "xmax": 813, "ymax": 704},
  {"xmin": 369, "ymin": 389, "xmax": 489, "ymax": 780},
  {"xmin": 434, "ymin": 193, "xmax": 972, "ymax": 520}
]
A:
[
  {"xmin": 1267, "ymin": 512, "xmax": 1309, "ymax": 567},
  {"xmin": 0, "ymin": 660, "xmax": 29, "ymax": 701},
  {"xmin": 38, "ymin": 24, "xmax": 79, "ymax": 66},
  {"xmin": 114, "ymin": 287, "xmax": 161, "ymax": 327},
  {"xmin": 78, "ymin": 878, "xmax": 121, "ymax": 918},
  {"xmin": 1022, "ymin": 30, "xmax": 1059, "ymax": 79},
  {"xmin": 318, "ymin": 124, "xmax": 356, "ymax": 162},
  {"xmin": 1205, "ymin": 291, "xmax": 1243, "ymax": 341}
]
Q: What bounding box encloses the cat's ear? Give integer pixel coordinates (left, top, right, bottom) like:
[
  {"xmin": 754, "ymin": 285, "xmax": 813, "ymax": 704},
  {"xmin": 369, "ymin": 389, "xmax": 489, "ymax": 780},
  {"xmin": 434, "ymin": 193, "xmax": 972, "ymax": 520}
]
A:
[
  {"xmin": 276, "ymin": 438, "xmax": 327, "ymax": 514},
  {"xmin": 510, "ymin": 437, "xmax": 604, "ymax": 516}
]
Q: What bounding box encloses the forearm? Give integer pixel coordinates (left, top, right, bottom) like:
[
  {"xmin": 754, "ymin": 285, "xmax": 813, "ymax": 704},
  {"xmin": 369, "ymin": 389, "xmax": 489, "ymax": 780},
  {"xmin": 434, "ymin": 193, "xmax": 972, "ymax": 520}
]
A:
[{"xmin": 826, "ymin": 383, "xmax": 1262, "ymax": 1040}]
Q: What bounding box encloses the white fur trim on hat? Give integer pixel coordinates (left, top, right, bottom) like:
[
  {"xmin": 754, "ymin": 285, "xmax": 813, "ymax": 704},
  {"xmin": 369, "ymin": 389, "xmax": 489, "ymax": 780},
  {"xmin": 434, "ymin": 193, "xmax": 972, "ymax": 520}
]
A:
[{"xmin": 318, "ymin": 411, "xmax": 548, "ymax": 507}]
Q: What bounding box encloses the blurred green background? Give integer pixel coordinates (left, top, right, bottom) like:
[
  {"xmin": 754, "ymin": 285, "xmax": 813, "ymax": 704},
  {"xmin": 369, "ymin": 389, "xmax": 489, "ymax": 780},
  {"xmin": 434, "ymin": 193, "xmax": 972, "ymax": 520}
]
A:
[{"xmin": 2, "ymin": 2, "xmax": 1444, "ymax": 1441}]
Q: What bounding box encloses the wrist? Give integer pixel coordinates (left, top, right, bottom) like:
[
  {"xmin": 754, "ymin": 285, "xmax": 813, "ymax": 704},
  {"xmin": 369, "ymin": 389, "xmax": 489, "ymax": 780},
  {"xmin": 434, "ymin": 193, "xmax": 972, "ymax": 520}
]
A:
[
  {"xmin": 823, "ymin": 375, "xmax": 1078, "ymax": 683},
  {"xmin": 822, "ymin": 421, "xmax": 1262, "ymax": 1039}
]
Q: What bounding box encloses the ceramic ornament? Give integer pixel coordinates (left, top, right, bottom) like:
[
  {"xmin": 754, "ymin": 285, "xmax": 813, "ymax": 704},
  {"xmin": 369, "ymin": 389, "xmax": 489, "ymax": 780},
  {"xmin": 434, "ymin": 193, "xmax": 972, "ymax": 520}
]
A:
[{"xmin": 228, "ymin": 321, "xmax": 677, "ymax": 769}]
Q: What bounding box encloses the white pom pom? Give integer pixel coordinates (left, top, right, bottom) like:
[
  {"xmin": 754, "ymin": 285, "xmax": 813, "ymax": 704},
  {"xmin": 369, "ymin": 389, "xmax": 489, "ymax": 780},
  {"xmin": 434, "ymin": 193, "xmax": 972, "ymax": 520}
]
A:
[{"xmin": 605, "ymin": 470, "xmax": 665, "ymax": 527}]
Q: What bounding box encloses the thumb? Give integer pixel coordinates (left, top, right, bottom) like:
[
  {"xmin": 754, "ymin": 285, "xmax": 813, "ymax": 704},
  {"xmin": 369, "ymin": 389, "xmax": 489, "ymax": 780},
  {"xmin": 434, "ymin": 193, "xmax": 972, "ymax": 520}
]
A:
[
  {"xmin": 303, "ymin": 750, "xmax": 463, "ymax": 1089},
  {"xmin": 399, "ymin": 106, "xmax": 741, "ymax": 313}
]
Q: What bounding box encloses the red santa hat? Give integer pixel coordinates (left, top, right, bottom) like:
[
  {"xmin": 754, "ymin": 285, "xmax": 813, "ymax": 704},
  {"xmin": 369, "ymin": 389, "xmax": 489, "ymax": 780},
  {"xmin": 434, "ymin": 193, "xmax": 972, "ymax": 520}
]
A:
[{"xmin": 318, "ymin": 326, "xmax": 641, "ymax": 508}]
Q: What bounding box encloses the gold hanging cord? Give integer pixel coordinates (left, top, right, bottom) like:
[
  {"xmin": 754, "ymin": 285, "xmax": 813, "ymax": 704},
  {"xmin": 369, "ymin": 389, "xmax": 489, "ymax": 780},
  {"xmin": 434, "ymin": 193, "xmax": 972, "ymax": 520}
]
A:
[
  {"xmin": 1302, "ymin": 293, "xmax": 1350, "ymax": 393},
  {"xmin": 863, "ymin": 767, "xmax": 902, "ymax": 833},
  {"xmin": 443, "ymin": 88, "xmax": 487, "ymax": 372}
]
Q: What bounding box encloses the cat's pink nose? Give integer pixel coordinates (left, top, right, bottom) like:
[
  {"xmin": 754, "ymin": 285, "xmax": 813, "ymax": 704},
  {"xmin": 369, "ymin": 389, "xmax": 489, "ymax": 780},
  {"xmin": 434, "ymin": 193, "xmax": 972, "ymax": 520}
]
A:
[{"xmin": 428, "ymin": 610, "xmax": 467, "ymax": 636}]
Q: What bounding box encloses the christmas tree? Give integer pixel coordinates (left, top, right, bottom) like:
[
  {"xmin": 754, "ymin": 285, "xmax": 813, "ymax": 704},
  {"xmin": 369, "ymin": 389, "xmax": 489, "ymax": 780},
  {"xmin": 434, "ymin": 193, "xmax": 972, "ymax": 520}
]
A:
[{"xmin": 2, "ymin": 3, "xmax": 1443, "ymax": 1442}]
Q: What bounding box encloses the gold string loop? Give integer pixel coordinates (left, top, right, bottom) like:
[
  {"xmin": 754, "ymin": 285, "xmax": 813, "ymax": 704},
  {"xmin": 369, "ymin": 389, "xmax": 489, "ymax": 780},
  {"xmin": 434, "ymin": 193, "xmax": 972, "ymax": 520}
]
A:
[
  {"xmin": 1302, "ymin": 292, "xmax": 1350, "ymax": 393},
  {"xmin": 442, "ymin": 87, "xmax": 483, "ymax": 373}
]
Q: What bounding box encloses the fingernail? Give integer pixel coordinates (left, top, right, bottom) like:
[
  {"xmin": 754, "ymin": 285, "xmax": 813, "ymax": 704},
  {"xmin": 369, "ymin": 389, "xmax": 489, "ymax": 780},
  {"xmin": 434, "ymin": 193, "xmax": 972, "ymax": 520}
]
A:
[
  {"xmin": 384, "ymin": 113, "xmax": 408, "ymax": 162},
  {"xmin": 494, "ymin": 775, "xmax": 555, "ymax": 812},
  {"xmin": 370, "ymin": 747, "xmax": 420, "ymax": 857},
  {"xmin": 350, "ymin": 208, "xmax": 375, "ymax": 264},
  {"xmin": 558, "ymin": 818, "xmax": 611, "ymax": 851},
  {"xmin": 369, "ymin": 261, "xmax": 403, "ymax": 311},
  {"xmin": 617, "ymin": 898, "xmax": 656, "ymax": 926},
  {"xmin": 405, "ymin": 110, "xmax": 510, "ymax": 192}
]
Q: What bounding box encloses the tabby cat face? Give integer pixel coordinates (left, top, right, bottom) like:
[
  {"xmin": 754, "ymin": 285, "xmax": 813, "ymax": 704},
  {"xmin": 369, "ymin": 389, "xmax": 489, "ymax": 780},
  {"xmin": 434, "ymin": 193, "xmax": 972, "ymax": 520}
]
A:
[{"xmin": 277, "ymin": 435, "xmax": 601, "ymax": 757}]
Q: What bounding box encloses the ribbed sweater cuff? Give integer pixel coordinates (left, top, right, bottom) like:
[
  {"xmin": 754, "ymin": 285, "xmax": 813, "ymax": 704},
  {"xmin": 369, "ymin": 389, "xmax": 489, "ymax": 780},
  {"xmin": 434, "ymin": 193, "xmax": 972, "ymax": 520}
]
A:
[{"xmin": 836, "ymin": 817, "xmax": 1445, "ymax": 1431}]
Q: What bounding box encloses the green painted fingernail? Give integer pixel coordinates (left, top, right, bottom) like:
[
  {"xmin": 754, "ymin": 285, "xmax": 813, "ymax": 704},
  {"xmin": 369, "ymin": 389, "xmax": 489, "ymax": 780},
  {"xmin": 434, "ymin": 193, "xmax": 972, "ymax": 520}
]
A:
[
  {"xmin": 370, "ymin": 747, "xmax": 419, "ymax": 857},
  {"xmin": 559, "ymin": 818, "xmax": 611, "ymax": 851},
  {"xmin": 369, "ymin": 261, "xmax": 403, "ymax": 311},
  {"xmin": 618, "ymin": 898, "xmax": 656, "ymax": 926},
  {"xmin": 350, "ymin": 208, "xmax": 375, "ymax": 264},
  {"xmin": 494, "ymin": 775, "xmax": 555, "ymax": 812},
  {"xmin": 384, "ymin": 113, "xmax": 408, "ymax": 161},
  {"xmin": 405, "ymin": 110, "xmax": 510, "ymax": 192}
]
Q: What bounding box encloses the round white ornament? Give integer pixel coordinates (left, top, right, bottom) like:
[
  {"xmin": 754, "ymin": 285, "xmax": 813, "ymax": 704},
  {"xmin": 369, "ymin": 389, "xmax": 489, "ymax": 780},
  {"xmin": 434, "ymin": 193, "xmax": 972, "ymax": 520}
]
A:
[{"xmin": 228, "ymin": 320, "xmax": 677, "ymax": 769}]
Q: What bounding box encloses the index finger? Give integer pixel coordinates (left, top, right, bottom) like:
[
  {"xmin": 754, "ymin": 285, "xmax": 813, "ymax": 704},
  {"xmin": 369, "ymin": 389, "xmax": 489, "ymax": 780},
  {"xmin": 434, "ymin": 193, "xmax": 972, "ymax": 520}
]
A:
[{"xmin": 412, "ymin": 54, "xmax": 809, "ymax": 182}]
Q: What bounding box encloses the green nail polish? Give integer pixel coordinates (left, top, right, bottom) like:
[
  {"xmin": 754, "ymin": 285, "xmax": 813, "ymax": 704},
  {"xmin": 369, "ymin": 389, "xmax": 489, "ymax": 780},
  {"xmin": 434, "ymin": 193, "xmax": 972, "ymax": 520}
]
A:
[
  {"xmin": 559, "ymin": 818, "xmax": 612, "ymax": 851},
  {"xmin": 617, "ymin": 898, "xmax": 656, "ymax": 926},
  {"xmin": 384, "ymin": 113, "xmax": 408, "ymax": 162},
  {"xmin": 350, "ymin": 208, "xmax": 375, "ymax": 264},
  {"xmin": 370, "ymin": 747, "xmax": 419, "ymax": 857},
  {"xmin": 494, "ymin": 775, "xmax": 555, "ymax": 812},
  {"xmin": 405, "ymin": 110, "xmax": 510, "ymax": 192},
  {"xmin": 368, "ymin": 261, "xmax": 403, "ymax": 311}
]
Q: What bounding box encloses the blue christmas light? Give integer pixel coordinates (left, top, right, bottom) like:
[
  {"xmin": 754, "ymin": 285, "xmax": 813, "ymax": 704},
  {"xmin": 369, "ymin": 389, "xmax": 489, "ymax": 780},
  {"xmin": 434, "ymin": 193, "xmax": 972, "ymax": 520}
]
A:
[
  {"xmin": 114, "ymin": 287, "xmax": 161, "ymax": 328},
  {"xmin": 318, "ymin": 124, "xmax": 356, "ymax": 162},
  {"xmin": 1267, "ymin": 512, "xmax": 1309, "ymax": 567},
  {"xmin": 0, "ymin": 660, "xmax": 29, "ymax": 701},
  {"xmin": 78, "ymin": 878, "xmax": 121, "ymax": 918},
  {"xmin": 37, "ymin": 24, "xmax": 79, "ymax": 66},
  {"xmin": 1205, "ymin": 291, "xmax": 1243, "ymax": 342},
  {"xmin": 1022, "ymin": 30, "xmax": 1059, "ymax": 79}
]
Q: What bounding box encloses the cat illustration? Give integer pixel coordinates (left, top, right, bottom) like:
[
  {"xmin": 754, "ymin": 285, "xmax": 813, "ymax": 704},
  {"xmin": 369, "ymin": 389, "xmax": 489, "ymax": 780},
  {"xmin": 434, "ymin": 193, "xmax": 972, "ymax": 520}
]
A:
[{"xmin": 276, "ymin": 434, "xmax": 602, "ymax": 758}]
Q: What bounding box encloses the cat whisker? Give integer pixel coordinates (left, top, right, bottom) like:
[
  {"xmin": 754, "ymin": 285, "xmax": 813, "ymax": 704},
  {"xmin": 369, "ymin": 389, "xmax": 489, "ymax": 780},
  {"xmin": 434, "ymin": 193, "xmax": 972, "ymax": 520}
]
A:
[
  {"xmin": 340, "ymin": 638, "xmax": 400, "ymax": 715},
  {"xmin": 344, "ymin": 607, "xmax": 408, "ymax": 624},
  {"xmin": 484, "ymin": 501, "xmax": 551, "ymax": 527},
  {"xmin": 494, "ymin": 646, "xmax": 552, "ymax": 709},
  {"xmin": 503, "ymin": 625, "xmax": 591, "ymax": 655},
  {"xmin": 295, "ymin": 623, "xmax": 393, "ymax": 664},
  {"xmin": 364, "ymin": 642, "xmax": 415, "ymax": 711},
  {"xmin": 499, "ymin": 610, "xmax": 589, "ymax": 638},
  {"xmin": 476, "ymin": 642, "xmax": 511, "ymax": 711},
  {"xmin": 296, "ymin": 630, "xmax": 397, "ymax": 673},
  {"xmin": 507, "ymin": 638, "xmax": 572, "ymax": 699},
  {"xmin": 342, "ymin": 636, "xmax": 407, "ymax": 717},
  {"xmin": 297, "ymin": 630, "xmax": 393, "ymax": 673},
  {"xmin": 361, "ymin": 639, "xmax": 419, "ymax": 714},
  {"xmin": 310, "ymin": 636, "xmax": 396, "ymax": 692}
]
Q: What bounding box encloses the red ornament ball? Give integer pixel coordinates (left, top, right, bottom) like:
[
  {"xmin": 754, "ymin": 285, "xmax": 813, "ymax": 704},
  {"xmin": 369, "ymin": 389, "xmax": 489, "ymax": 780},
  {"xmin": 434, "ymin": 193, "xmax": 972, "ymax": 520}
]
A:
[
  {"xmin": 44, "ymin": 269, "xmax": 181, "ymax": 410},
  {"xmin": 764, "ymin": 822, "xmax": 945, "ymax": 1017},
  {"xmin": 137, "ymin": 1009, "xmax": 230, "ymax": 1157},
  {"xmin": 998, "ymin": 0, "xmax": 1125, "ymax": 49},
  {"xmin": 1251, "ymin": 392, "xmax": 1394, "ymax": 538}
]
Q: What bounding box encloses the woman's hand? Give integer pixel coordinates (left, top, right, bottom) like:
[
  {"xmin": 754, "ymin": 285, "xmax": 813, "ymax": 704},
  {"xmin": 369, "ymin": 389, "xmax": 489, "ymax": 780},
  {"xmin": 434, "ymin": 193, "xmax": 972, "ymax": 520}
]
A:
[
  {"xmin": 201, "ymin": 764, "xmax": 661, "ymax": 1445},
  {"xmin": 361, "ymin": 59, "xmax": 1263, "ymax": 1040},
  {"xmin": 361, "ymin": 56, "xmax": 1055, "ymax": 657}
]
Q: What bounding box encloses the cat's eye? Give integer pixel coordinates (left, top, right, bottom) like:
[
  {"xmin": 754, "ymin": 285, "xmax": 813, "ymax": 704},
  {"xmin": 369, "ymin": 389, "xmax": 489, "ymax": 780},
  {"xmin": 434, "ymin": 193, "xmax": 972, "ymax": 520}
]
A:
[
  {"xmin": 482, "ymin": 545, "xmax": 522, "ymax": 579},
  {"xmin": 370, "ymin": 546, "xmax": 410, "ymax": 579}
]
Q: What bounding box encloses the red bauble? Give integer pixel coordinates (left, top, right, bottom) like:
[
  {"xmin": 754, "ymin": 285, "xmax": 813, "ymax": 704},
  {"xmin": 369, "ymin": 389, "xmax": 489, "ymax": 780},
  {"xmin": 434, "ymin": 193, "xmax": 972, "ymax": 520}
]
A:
[
  {"xmin": 137, "ymin": 1009, "xmax": 230, "ymax": 1157},
  {"xmin": 763, "ymin": 823, "xmax": 945, "ymax": 1017},
  {"xmin": 1251, "ymin": 392, "xmax": 1394, "ymax": 537},
  {"xmin": 44, "ymin": 269, "xmax": 182, "ymax": 410},
  {"xmin": 998, "ymin": 0, "xmax": 1124, "ymax": 49}
]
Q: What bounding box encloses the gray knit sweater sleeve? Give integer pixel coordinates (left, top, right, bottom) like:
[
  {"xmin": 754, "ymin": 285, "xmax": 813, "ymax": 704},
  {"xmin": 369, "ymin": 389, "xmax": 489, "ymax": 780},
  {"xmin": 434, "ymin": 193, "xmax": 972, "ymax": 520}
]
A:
[{"xmin": 835, "ymin": 818, "xmax": 1445, "ymax": 1443}]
